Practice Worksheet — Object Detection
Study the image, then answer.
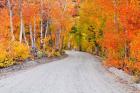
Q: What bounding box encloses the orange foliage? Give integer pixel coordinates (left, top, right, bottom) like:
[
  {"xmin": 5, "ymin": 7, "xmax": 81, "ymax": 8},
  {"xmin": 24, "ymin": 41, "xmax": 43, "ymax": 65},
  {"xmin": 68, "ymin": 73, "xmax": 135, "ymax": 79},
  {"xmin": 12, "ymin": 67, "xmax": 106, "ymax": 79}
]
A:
[
  {"xmin": 103, "ymin": 58, "xmax": 122, "ymax": 69},
  {"xmin": 130, "ymin": 33, "xmax": 140, "ymax": 61},
  {"xmin": 98, "ymin": 0, "xmax": 140, "ymax": 75}
]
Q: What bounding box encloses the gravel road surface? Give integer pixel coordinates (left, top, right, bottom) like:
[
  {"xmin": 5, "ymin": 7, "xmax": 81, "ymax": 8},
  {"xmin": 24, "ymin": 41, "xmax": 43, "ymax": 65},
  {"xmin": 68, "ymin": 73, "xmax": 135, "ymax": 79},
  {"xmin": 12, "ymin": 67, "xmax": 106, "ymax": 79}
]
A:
[{"xmin": 0, "ymin": 51, "xmax": 138, "ymax": 93}]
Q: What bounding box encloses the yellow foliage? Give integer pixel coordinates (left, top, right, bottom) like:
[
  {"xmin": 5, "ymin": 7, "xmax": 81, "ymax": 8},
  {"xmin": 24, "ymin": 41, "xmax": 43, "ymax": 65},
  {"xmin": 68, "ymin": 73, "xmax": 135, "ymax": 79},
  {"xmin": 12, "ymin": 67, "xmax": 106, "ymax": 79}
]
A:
[
  {"xmin": 53, "ymin": 51, "xmax": 61, "ymax": 57},
  {"xmin": 0, "ymin": 41, "xmax": 30, "ymax": 68},
  {"xmin": 44, "ymin": 45, "xmax": 61, "ymax": 57},
  {"xmin": 45, "ymin": 47, "xmax": 55, "ymax": 57},
  {"xmin": 10, "ymin": 41, "xmax": 30, "ymax": 61},
  {"xmin": 0, "ymin": 48, "xmax": 14, "ymax": 68}
]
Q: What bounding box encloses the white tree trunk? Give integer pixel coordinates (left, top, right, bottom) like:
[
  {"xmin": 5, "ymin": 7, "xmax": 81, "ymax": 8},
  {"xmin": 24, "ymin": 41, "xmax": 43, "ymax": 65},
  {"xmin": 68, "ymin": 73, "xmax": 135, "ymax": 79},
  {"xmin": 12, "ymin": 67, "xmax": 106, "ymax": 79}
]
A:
[
  {"xmin": 18, "ymin": 0, "xmax": 28, "ymax": 46},
  {"xmin": 23, "ymin": 24, "xmax": 29, "ymax": 46},
  {"xmin": 7, "ymin": 0, "xmax": 15, "ymax": 41},
  {"xmin": 29, "ymin": 24, "xmax": 34, "ymax": 48},
  {"xmin": 33, "ymin": 17, "xmax": 36, "ymax": 47},
  {"xmin": 45, "ymin": 21, "xmax": 48, "ymax": 38},
  {"xmin": 19, "ymin": 18, "xmax": 23, "ymax": 43},
  {"xmin": 40, "ymin": 0, "xmax": 43, "ymax": 48},
  {"xmin": 19, "ymin": 0, "xmax": 23, "ymax": 43},
  {"xmin": 56, "ymin": 29, "xmax": 61, "ymax": 50}
]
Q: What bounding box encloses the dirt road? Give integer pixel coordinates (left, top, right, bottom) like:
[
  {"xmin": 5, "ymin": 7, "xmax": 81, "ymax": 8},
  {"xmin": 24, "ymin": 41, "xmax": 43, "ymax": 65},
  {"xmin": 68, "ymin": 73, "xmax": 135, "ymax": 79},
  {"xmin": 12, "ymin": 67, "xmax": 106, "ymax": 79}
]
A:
[{"xmin": 0, "ymin": 51, "xmax": 137, "ymax": 93}]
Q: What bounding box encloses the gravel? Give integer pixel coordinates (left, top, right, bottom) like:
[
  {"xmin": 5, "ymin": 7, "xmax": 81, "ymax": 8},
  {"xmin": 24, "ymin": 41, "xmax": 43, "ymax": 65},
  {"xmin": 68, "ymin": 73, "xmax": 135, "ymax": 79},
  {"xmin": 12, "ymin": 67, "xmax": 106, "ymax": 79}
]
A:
[
  {"xmin": 0, "ymin": 54, "xmax": 67, "ymax": 79},
  {"xmin": 0, "ymin": 51, "xmax": 139, "ymax": 93},
  {"xmin": 108, "ymin": 67, "xmax": 133, "ymax": 82}
]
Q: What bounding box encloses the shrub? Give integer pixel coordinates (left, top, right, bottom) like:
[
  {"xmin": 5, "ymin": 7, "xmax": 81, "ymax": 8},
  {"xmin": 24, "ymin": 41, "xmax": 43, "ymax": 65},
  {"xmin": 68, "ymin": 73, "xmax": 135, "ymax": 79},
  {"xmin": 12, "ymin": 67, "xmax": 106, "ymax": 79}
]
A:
[
  {"xmin": 54, "ymin": 51, "xmax": 61, "ymax": 57},
  {"xmin": 133, "ymin": 62, "xmax": 140, "ymax": 76},
  {"xmin": 37, "ymin": 50, "xmax": 44, "ymax": 59},
  {"xmin": 10, "ymin": 41, "xmax": 30, "ymax": 61},
  {"xmin": 44, "ymin": 47, "xmax": 62, "ymax": 57},
  {"xmin": 103, "ymin": 58, "xmax": 122, "ymax": 69},
  {"xmin": 0, "ymin": 49, "xmax": 15, "ymax": 68},
  {"xmin": 46, "ymin": 48, "xmax": 55, "ymax": 57},
  {"xmin": 60, "ymin": 49, "xmax": 65, "ymax": 54},
  {"xmin": 0, "ymin": 41, "xmax": 30, "ymax": 68},
  {"xmin": 131, "ymin": 75, "xmax": 140, "ymax": 83}
]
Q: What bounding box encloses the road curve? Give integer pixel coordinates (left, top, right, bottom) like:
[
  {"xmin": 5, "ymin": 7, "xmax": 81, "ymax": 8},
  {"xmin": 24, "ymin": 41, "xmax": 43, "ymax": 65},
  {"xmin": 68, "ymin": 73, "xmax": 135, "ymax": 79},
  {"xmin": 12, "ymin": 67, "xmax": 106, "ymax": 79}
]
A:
[{"xmin": 0, "ymin": 51, "xmax": 137, "ymax": 93}]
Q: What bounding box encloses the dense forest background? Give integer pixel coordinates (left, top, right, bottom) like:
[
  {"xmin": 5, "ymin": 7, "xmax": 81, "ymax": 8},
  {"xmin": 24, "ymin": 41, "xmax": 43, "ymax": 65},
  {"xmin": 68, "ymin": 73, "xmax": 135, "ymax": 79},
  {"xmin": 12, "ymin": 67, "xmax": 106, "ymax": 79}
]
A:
[{"xmin": 0, "ymin": 0, "xmax": 140, "ymax": 76}]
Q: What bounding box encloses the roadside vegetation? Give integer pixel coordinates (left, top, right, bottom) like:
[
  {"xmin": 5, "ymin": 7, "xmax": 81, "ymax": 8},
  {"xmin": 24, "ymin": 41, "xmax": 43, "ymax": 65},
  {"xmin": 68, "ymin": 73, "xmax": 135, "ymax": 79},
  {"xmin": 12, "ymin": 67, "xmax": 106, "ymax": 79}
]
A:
[
  {"xmin": 63, "ymin": 0, "xmax": 140, "ymax": 77},
  {"xmin": 0, "ymin": 0, "xmax": 140, "ymax": 80},
  {"xmin": 0, "ymin": 0, "xmax": 73, "ymax": 68}
]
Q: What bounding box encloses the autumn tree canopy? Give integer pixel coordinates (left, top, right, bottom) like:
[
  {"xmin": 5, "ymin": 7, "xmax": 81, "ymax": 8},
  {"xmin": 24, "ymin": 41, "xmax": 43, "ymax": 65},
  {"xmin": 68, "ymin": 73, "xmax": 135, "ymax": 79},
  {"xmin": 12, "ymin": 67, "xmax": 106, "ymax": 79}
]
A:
[{"xmin": 0, "ymin": 0, "xmax": 140, "ymax": 76}]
